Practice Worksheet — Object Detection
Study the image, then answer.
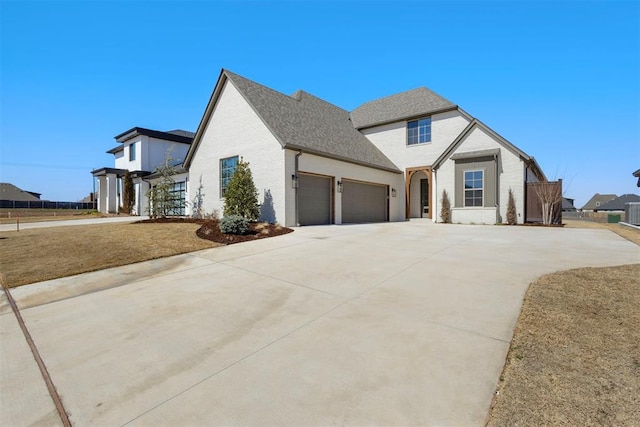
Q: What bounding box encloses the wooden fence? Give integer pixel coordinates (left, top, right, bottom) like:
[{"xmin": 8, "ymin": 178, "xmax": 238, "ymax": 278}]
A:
[{"xmin": 525, "ymin": 181, "xmax": 562, "ymax": 224}]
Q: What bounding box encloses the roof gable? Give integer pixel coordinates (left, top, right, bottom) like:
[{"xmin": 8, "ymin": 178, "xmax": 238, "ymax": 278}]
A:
[
  {"xmin": 431, "ymin": 119, "xmax": 543, "ymax": 180},
  {"xmin": 580, "ymin": 193, "xmax": 617, "ymax": 210},
  {"xmin": 350, "ymin": 87, "xmax": 456, "ymax": 129},
  {"xmin": 185, "ymin": 69, "xmax": 400, "ymax": 173},
  {"xmin": 596, "ymin": 194, "xmax": 640, "ymax": 211}
]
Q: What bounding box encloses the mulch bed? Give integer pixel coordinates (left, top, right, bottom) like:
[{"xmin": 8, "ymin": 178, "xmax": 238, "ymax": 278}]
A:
[{"xmin": 137, "ymin": 218, "xmax": 294, "ymax": 245}]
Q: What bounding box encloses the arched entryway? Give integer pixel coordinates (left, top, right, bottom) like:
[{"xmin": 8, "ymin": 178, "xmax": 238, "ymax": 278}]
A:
[{"xmin": 405, "ymin": 167, "xmax": 432, "ymax": 219}]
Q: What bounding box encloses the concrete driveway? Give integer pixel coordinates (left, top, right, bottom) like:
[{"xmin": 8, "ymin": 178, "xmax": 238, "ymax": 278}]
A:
[{"xmin": 2, "ymin": 221, "xmax": 639, "ymax": 426}]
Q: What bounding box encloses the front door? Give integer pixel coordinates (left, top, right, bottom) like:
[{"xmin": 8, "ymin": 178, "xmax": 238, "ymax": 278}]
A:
[{"xmin": 420, "ymin": 179, "xmax": 429, "ymax": 218}]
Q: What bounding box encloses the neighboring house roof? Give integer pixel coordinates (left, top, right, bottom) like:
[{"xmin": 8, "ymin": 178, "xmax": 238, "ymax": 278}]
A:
[
  {"xmin": 90, "ymin": 167, "xmax": 150, "ymax": 178},
  {"xmin": 634, "ymin": 168, "xmax": 640, "ymax": 187},
  {"xmin": 597, "ymin": 194, "xmax": 640, "ymax": 211},
  {"xmin": 431, "ymin": 119, "xmax": 546, "ymax": 181},
  {"xmin": 114, "ymin": 127, "xmax": 194, "ymax": 144},
  {"xmin": 166, "ymin": 129, "xmax": 196, "ymax": 138},
  {"xmin": 0, "ymin": 183, "xmax": 42, "ymax": 201},
  {"xmin": 562, "ymin": 197, "xmax": 576, "ymax": 211},
  {"xmin": 580, "ymin": 193, "xmax": 617, "ymax": 210},
  {"xmin": 107, "ymin": 145, "xmax": 124, "ymax": 154},
  {"xmin": 350, "ymin": 87, "xmax": 457, "ymax": 129},
  {"xmin": 185, "ymin": 69, "xmax": 401, "ymax": 173}
]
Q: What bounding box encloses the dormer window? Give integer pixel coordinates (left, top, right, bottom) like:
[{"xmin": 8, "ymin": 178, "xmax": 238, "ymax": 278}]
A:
[
  {"xmin": 129, "ymin": 142, "xmax": 136, "ymax": 161},
  {"xmin": 407, "ymin": 117, "xmax": 431, "ymax": 145}
]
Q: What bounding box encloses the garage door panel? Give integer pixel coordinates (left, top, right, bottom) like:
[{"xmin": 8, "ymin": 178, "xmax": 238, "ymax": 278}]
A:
[
  {"xmin": 299, "ymin": 174, "xmax": 331, "ymax": 225},
  {"xmin": 342, "ymin": 180, "xmax": 388, "ymax": 223}
]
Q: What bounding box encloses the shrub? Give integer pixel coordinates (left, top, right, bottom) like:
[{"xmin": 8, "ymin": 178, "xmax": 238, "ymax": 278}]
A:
[
  {"xmin": 440, "ymin": 189, "xmax": 452, "ymax": 223},
  {"xmin": 507, "ymin": 188, "xmax": 517, "ymax": 225},
  {"xmin": 220, "ymin": 215, "xmax": 250, "ymax": 235},
  {"xmin": 223, "ymin": 159, "xmax": 260, "ymax": 220}
]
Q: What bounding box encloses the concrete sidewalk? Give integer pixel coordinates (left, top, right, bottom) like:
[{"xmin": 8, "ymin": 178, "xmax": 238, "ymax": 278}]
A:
[
  {"xmin": 2, "ymin": 222, "xmax": 639, "ymax": 426},
  {"xmin": 0, "ymin": 215, "xmax": 149, "ymax": 232}
]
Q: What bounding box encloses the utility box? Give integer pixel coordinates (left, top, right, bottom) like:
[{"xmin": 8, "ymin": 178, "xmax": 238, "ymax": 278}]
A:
[
  {"xmin": 607, "ymin": 213, "xmax": 621, "ymax": 223},
  {"xmin": 625, "ymin": 202, "xmax": 640, "ymax": 225}
]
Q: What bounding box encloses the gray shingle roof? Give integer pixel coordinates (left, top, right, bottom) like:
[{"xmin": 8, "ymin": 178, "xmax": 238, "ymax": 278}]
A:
[
  {"xmin": 580, "ymin": 193, "xmax": 617, "ymax": 210},
  {"xmin": 597, "ymin": 194, "xmax": 640, "ymax": 211},
  {"xmin": 0, "ymin": 183, "xmax": 41, "ymax": 201},
  {"xmin": 350, "ymin": 87, "xmax": 456, "ymax": 129},
  {"xmin": 224, "ymin": 70, "xmax": 400, "ymax": 173}
]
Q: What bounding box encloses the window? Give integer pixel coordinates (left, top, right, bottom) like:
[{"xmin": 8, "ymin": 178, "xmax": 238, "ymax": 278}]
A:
[
  {"xmin": 129, "ymin": 142, "xmax": 136, "ymax": 161},
  {"xmin": 407, "ymin": 117, "xmax": 431, "ymax": 145},
  {"xmin": 167, "ymin": 181, "xmax": 186, "ymax": 216},
  {"xmin": 464, "ymin": 170, "xmax": 483, "ymax": 207},
  {"xmin": 220, "ymin": 156, "xmax": 239, "ymax": 197}
]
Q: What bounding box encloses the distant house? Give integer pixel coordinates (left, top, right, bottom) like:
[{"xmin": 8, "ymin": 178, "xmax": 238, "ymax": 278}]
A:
[
  {"xmin": 0, "ymin": 183, "xmax": 42, "ymax": 202},
  {"xmin": 634, "ymin": 168, "xmax": 640, "ymax": 187},
  {"xmin": 91, "ymin": 127, "xmax": 194, "ymax": 215},
  {"xmin": 597, "ymin": 194, "xmax": 640, "ymax": 212},
  {"xmin": 562, "ymin": 197, "xmax": 576, "ymax": 212},
  {"xmin": 581, "ymin": 193, "xmax": 617, "ymax": 212}
]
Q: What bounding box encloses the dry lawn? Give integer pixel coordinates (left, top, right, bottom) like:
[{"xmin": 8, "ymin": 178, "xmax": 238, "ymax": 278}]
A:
[
  {"xmin": 563, "ymin": 219, "xmax": 640, "ymax": 246},
  {"xmin": 488, "ymin": 263, "xmax": 640, "ymax": 426},
  {"xmin": 0, "ymin": 222, "xmax": 220, "ymax": 288},
  {"xmin": 0, "ymin": 209, "xmax": 102, "ymax": 224}
]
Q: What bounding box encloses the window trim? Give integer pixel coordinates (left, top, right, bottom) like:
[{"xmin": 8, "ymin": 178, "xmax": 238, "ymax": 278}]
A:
[
  {"xmin": 463, "ymin": 169, "xmax": 484, "ymax": 207},
  {"xmin": 406, "ymin": 117, "xmax": 432, "ymax": 146},
  {"xmin": 219, "ymin": 155, "xmax": 239, "ymax": 198}
]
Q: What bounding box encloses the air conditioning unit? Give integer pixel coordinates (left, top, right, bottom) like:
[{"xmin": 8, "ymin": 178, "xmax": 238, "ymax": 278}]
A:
[{"xmin": 625, "ymin": 202, "xmax": 640, "ymax": 226}]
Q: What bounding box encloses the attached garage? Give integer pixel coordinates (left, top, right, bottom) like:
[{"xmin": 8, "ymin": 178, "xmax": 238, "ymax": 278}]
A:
[
  {"xmin": 298, "ymin": 173, "xmax": 332, "ymax": 225},
  {"xmin": 342, "ymin": 179, "xmax": 388, "ymax": 223}
]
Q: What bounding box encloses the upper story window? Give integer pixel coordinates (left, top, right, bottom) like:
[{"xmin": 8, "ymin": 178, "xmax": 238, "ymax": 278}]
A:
[
  {"xmin": 220, "ymin": 156, "xmax": 239, "ymax": 198},
  {"xmin": 129, "ymin": 142, "xmax": 136, "ymax": 161},
  {"xmin": 464, "ymin": 170, "xmax": 483, "ymax": 207},
  {"xmin": 407, "ymin": 117, "xmax": 431, "ymax": 145}
]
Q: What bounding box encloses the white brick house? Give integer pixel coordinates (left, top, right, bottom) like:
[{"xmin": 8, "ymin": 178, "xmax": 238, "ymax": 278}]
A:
[{"xmin": 184, "ymin": 69, "xmax": 545, "ymax": 226}]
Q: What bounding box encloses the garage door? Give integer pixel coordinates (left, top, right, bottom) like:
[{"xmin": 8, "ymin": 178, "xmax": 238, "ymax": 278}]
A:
[
  {"xmin": 298, "ymin": 173, "xmax": 332, "ymax": 225},
  {"xmin": 342, "ymin": 180, "xmax": 388, "ymax": 223}
]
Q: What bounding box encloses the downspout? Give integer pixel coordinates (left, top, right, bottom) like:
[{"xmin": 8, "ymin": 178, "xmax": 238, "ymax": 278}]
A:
[
  {"xmin": 294, "ymin": 150, "xmax": 303, "ymax": 226},
  {"xmin": 495, "ymin": 153, "xmax": 500, "ymax": 224}
]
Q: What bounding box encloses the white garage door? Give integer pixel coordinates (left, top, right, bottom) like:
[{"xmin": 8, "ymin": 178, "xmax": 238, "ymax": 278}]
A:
[
  {"xmin": 342, "ymin": 180, "xmax": 388, "ymax": 223},
  {"xmin": 298, "ymin": 173, "xmax": 332, "ymax": 225}
]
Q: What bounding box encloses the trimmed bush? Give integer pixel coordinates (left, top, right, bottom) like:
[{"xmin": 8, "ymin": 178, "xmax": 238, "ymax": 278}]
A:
[
  {"xmin": 440, "ymin": 189, "xmax": 452, "ymax": 223},
  {"xmin": 220, "ymin": 215, "xmax": 250, "ymax": 235},
  {"xmin": 507, "ymin": 188, "xmax": 517, "ymax": 225}
]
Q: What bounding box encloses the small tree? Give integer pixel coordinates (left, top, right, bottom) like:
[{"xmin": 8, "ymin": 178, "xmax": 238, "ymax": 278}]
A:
[
  {"xmin": 440, "ymin": 189, "xmax": 451, "ymax": 223},
  {"xmin": 534, "ymin": 181, "xmax": 562, "ymax": 225},
  {"xmin": 146, "ymin": 158, "xmax": 180, "ymax": 218},
  {"xmin": 121, "ymin": 170, "xmax": 135, "ymax": 214},
  {"xmin": 223, "ymin": 159, "xmax": 259, "ymax": 220},
  {"xmin": 506, "ymin": 188, "xmax": 517, "ymax": 225}
]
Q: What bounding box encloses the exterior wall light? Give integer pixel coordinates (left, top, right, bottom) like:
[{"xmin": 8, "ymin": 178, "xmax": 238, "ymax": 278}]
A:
[
  {"xmin": 391, "ymin": 188, "xmax": 397, "ymax": 197},
  {"xmin": 337, "ymin": 181, "xmax": 343, "ymax": 193},
  {"xmin": 291, "ymin": 174, "xmax": 299, "ymax": 189}
]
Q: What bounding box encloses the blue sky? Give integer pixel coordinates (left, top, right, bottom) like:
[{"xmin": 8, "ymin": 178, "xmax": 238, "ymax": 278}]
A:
[{"xmin": 1, "ymin": 0, "xmax": 638, "ymax": 207}]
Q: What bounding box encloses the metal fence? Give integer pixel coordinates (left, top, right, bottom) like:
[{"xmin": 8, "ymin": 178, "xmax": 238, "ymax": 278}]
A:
[{"xmin": 0, "ymin": 200, "xmax": 96, "ymax": 210}]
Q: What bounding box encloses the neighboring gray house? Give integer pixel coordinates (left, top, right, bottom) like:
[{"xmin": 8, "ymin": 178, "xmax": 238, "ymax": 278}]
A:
[
  {"xmin": 185, "ymin": 69, "xmax": 547, "ymax": 226},
  {"xmin": 0, "ymin": 183, "xmax": 42, "ymax": 202},
  {"xmin": 562, "ymin": 197, "xmax": 576, "ymax": 212},
  {"xmin": 597, "ymin": 194, "xmax": 640, "ymax": 211},
  {"xmin": 581, "ymin": 193, "xmax": 617, "ymax": 212},
  {"xmin": 634, "ymin": 168, "xmax": 640, "ymax": 187}
]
